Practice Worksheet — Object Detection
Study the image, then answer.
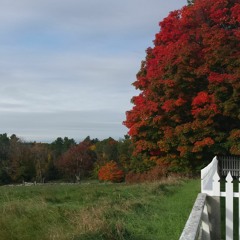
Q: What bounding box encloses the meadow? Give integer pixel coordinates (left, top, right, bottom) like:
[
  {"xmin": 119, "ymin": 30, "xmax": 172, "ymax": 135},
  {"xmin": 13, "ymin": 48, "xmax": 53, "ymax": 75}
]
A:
[{"xmin": 0, "ymin": 179, "xmax": 200, "ymax": 240}]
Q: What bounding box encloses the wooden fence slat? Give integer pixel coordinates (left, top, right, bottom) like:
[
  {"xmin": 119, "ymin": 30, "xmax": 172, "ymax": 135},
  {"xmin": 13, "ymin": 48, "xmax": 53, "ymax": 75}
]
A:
[
  {"xmin": 201, "ymin": 157, "xmax": 218, "ymax": 195},
  {"xmin": 226, "ymin": 172, "xmax": 234, "ymax": 240},
  {"xmin": 213, "ymin": 171, "xmax": 220, "ymax": 196},
  {"xmin": 201, "ymin": 203, "xmax": 211, "ymax": 240}
]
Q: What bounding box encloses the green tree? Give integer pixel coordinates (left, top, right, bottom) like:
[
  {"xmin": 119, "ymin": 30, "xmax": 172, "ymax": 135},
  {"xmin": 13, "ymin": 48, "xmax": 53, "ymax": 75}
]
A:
[
  {"xmin": 117, "ymin": 136, "xmax": 134, "ymax": 171},
  {"xmin": 51, "ymin": 137, "xmax": 76, "ymax": 158},
  {"xmin": 31, "ymin": 143, "xmax": 51, "ymax": 183},
  {"xmin": 50, "ymin": 137, "xmax": 76, "ymax": 179},
  {"xmin": 95, "ymin": 137, "xmax": 118, "ymax": 164},
  {"xmin": 11, "ymin": 143, "xmax": 36, "ymax": 183},
  {"xmin": 0, "ymin": 133, "xmax": 11, "ymax": 184}
]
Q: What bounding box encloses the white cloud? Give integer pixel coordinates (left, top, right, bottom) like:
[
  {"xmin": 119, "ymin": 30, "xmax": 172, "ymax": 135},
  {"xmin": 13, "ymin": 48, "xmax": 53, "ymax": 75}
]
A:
[
  {"xmin": 0, "ymin": 110, "xmax": 127, "ymax": 142},
  {"xmin": 0, "ymin": 0, "xmax": 187, "ymax": 141},
  {"xmin": 0, "ymin": 51, "xmax": 139, "ymax": 113},
  {"xmin": 0, "ymin": 1, "xmax": 186, "ymax": 32}
]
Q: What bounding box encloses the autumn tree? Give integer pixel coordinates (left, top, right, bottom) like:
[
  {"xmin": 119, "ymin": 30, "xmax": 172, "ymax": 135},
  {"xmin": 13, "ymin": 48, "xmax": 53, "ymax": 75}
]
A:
[
  {"xmin": 98, "ymin": 161, "xmax": 125, "ymax": 183},
  {"xmin": 95, "ymin": 137, "xmax": 118, "ymax": 164},
  {"xmin": 0, "ymin": 134, "xmax": 36, "ymax": 184},
  {"xmin": 57, "ymin": 141, "xmax": 96, "ymax": 181},
  {"xmin": 49, "ymin": 137, "xmax": 76, "ymax": 179},
  {"xmin": 31, "ymin": 143, "xmax": 52, "ymax": 183},
  {"xmin": 117, "ymin": 135, "xmax": 133, "ymax": 170},
  {"xmin": 51, "ymin": 137, "xmax": 76, "ymax": 158},
  {"xmin": 8, "ymin": 135, "xmax": 35, "ymax": 182},
  {"xmin": 124, "ymin": 0, "xmax": 240, "ymax": 172}
]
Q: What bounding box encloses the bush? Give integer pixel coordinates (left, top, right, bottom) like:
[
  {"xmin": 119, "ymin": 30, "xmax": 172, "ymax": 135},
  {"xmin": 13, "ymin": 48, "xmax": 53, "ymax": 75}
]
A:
[
  {"xmin": 125, "ymin": 160, "xmax": 170, "ymax": 184},
  {"xmin": 98, "ymin": 161, "xmax": 125, "ymax": 183},
  {"xmin": 125, "ymin": 166, "xmax": 165, "ymax": 184}
]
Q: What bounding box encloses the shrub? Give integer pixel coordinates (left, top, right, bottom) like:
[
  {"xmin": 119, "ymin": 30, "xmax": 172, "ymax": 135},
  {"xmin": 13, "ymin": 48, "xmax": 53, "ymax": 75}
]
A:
[
  {"xmin": 98, "ymin": 161, "xmax": 124, "ymax": 183},
  {"xmin": 125, "ymin": 165, "xmax": 167, "ymax": 184},
  {"xmin": 125, "ymin": 160, "xmax": 171, "ymax": 183}
]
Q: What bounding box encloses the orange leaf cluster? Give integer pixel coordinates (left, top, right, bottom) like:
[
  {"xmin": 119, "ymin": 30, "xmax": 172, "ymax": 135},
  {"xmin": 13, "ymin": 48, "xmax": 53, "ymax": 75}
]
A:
[{"xmin": 98, "ymin": 161, "xmax": 124, "ymax": 183}]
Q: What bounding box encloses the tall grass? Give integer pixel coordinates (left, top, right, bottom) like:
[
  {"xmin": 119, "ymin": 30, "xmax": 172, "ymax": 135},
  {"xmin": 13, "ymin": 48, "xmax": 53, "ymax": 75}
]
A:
[{"xmin": 0, "ymin": 179, "xmax": 200, "ymax": 240}]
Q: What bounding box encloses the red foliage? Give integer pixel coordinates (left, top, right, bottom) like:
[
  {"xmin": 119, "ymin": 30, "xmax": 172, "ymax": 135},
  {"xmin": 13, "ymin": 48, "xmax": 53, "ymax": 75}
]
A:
[
  {"xmin": 124, "ymin": 0, "xmax": 240, "ymax": 171},
  {"xmin": 231, "ymin": 4, "xmax": 240, "ymax": 23},
  {"xmin": 175, "ymin": 97, "xmax": 186, "ymax": 107},
  {"xmin": 192, "ymin": 137, "xmax": 215, "ymax": 152},
  {"xmin": 57, "ymin": 141, "xmax": 95, "ymax": 180},
  {"xmin": 208, "ymin": 72, "xmax": 236, "ymax": 84},
  {"xmin": 228, "ymin": 130, "xmax": 240, "ymax": 155},
  {"xmin": 98, "ymin": 161, "xmax": 124, "ymax": 183},
  {"xmin": 229, "ymin": 130, "xmax": 240, "ymax": 140},
  {"xmin": 192, "ymin": 92, "xmax": 210, "ymax": 106},
  {"xmin": 161, "ymin": 100, "xmax": 175, "ymax": 112}
]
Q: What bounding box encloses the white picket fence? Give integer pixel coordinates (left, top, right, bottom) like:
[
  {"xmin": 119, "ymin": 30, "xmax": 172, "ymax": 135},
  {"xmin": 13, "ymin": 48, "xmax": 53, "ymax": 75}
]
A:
[{"xmin": 180, "ymin": 156, "xmax": 240, "ymax": 240}]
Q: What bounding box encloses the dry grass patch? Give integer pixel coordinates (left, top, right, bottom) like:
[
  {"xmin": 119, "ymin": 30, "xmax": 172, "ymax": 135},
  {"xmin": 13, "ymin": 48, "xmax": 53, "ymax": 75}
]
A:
[{"xmin": 70, "ymin": 205, "xmax": 108, "ymax": 233}]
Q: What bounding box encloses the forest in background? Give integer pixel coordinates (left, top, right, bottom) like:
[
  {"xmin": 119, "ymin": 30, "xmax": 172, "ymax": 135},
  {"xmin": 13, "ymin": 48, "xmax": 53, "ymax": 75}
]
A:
[
  {"xmin": 0, "ymin": 133, "xmax": 136, "ymax": 185},
  {"xmin": 0, "ymin": 132, "xmax": 184, "ymax": 185}
]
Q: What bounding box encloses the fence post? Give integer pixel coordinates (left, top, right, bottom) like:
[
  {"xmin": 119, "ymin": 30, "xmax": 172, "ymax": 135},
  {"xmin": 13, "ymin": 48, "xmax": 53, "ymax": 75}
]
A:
[
  {"xmin": 201, "ymin": 203, "xmax": 211, "ymax": 240},
  {"xmin": 205, "ymin": 171, "xmax": 221, "ymax": 240},
  {"xmin": 179, "ymin": 193, "xmax": 207, "ymax": 240},
  {"xmin": 212, "ymin": 171, "xmax": 220, "ymax": 196},
  {"xmin": 201, "ymin": 156, "xmax": 218, "ymax": 195},
  {"xmin": 226, "ymin": 172, "xmax": 233, "ymax": 240}
]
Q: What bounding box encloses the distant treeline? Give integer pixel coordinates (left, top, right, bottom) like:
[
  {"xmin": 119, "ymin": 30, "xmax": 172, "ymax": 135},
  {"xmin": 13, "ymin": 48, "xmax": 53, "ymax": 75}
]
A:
[{"xmin": 0, "ymin": 133, "xmax": 136, "ymax": 184}]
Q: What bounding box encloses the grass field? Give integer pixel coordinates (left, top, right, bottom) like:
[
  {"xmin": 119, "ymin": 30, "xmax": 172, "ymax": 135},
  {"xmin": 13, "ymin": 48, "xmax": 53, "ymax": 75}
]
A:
[{"xmin": 0, "ymin": 178, "xmax": 200, "ymax": 240}]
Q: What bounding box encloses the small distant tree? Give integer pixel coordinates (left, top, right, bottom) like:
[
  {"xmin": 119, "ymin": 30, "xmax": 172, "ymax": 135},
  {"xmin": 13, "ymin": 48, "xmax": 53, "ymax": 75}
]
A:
[
  {"xmin": 9, "ymin": 135, "xmax": 36, "ymax": 182},
  {"xmin": 117, "ymin": 135, "xmax": 134, "ymax": 171},
  {"xmin": 31, "ymin": 143, "xmax": 51, "ymax": 183},
  {"xmin": 0, "ymin": 134, "xmax": 11, "ymax": 184},
  {"xmin": 51, "ymin": 137, "xmax": 76, "ymax": 158},
  {"xmin": 95, "ymin": 137, "xmax": 118, "ymax": 164},
  {"xmin": 57, "ymin": 141, "xmax": 96, "ymax": 181},
  {"xmin": 98, "ymin": 161, "xmax": 124, "ymax": 183}
]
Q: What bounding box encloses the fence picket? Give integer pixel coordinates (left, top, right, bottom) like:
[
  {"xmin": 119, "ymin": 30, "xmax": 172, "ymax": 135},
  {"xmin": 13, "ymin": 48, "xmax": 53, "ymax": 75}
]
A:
[
  {"xmin": 213, "ymin": 171, "xmax": 220, "ymax": 196},
  {"xmin": 226, "ymin": 172, "xmax": 234, "ymax": 240},
  {"xmin": 182, "ymin": 156, "xmax": 240, "ymax": 240},
  {"xmin": 201, "ymin": 156, "xmax": 218, "ymax": 195}
]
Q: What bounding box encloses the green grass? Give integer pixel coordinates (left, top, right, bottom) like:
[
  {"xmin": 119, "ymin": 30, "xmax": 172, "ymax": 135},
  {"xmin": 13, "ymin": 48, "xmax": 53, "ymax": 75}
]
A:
[{"xmin": 0, "ymin": 179, "xmax": 200, "ymax": 240}]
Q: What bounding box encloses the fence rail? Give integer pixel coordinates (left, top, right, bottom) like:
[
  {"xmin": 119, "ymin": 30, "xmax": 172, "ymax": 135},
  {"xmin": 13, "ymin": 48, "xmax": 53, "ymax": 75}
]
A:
[
  {"xmin": 179, "ymin": 193, "xmax": 209, "ymax": 240},
  {"xmin": 218, "ymin": 155, "xmax": 240, "ymax": 177}
]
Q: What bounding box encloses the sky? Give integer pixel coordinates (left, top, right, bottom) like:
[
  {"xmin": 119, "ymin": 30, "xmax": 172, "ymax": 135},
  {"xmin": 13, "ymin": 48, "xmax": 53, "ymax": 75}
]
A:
[{"xmin": 0, "ymin": 0, "xmax": 187, "ymax": 143}]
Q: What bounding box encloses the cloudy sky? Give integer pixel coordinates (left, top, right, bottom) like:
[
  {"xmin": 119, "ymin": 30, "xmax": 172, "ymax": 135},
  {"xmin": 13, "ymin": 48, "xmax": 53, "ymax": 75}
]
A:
[{"xmin": 0, "ymin": 0, "xmax": 187, "ymax": 142}]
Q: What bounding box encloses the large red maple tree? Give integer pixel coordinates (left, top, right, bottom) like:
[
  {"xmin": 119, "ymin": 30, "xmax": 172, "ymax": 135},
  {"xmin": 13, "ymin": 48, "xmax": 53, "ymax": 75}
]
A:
[{"xmin": 124, "ymin": 0, "xmax": 240, "ymax": 172}]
